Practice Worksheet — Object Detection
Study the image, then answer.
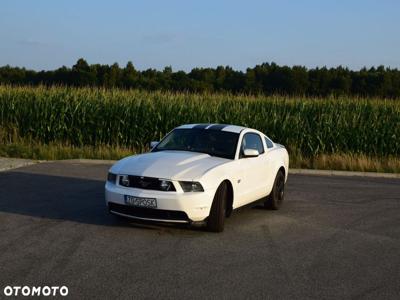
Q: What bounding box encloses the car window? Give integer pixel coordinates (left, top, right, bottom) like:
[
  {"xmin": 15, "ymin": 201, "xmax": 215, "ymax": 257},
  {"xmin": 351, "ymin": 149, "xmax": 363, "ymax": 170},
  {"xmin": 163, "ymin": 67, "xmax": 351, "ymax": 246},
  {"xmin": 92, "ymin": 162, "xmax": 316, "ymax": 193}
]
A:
[
  {"xmin": 240, "ymin": 133, "xmax": 264, "ymax": 157},
  {"xmin": 264, "ymin": 136, "xmax": 274, "ymax": 148},
  {"xmin": 154, "ymin": 128, "xmax": 239, "ymax": 159}
]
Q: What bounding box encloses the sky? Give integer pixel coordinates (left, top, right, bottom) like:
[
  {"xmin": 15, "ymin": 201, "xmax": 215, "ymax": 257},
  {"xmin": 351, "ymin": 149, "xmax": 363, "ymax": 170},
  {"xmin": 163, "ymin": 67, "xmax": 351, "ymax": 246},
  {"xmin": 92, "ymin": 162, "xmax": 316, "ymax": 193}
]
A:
[{"xmin": 0, "ymin": 0, "xmax": 399, "ymax": 71}]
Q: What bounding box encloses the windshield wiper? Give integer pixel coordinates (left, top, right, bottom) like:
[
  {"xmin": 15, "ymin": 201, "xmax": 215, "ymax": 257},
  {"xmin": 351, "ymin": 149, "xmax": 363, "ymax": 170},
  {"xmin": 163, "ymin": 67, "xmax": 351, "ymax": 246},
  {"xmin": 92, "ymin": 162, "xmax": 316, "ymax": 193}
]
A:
[
  {"xmin": 154, "ymin": 148, "xmax": 185, "ymax": 152},
  {"xmin": 155, "ymin": 148, "xmax": 214, "ymax": 156}
]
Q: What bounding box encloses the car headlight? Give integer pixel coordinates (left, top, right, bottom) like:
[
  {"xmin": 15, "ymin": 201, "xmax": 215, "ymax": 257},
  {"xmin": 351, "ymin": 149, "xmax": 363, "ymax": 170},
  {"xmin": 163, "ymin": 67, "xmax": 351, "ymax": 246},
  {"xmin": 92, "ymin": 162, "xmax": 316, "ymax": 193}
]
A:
[
  {"xmin": 179, "ymin": 181, "xmax": 204, "ymax": 192},
  {"xmin": 107, "ymin": 172, "xmax": 117, "ymax": 184},
  {"xmin": 159, "ymin": 179, "xmax": 174, "ymax": 191}
]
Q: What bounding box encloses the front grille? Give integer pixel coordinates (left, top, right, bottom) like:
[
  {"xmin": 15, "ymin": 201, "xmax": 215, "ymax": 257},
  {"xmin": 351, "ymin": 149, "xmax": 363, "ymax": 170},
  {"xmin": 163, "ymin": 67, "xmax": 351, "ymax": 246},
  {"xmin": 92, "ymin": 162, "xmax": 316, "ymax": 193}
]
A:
[
  {"xmin": 108, "ymin": 202, "xmax": 189, "ymax": 222},
  {"xmin": 119, "ymin": 175, "xmax": 176, "ymax": 191}
]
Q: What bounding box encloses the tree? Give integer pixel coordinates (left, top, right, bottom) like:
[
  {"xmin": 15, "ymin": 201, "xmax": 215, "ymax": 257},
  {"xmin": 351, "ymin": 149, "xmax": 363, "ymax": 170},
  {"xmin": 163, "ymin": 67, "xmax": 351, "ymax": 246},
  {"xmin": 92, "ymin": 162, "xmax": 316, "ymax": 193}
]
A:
[
  {"xmin": 122, "ymin": 61, "xmax": 138, "ymax": 88},
  {"xmin": 0, "ymin": 59, "xmax": 399, "ymax": 98},
  {"xmin": 71, "ymin": 58, "xmax": 95, "ymax": 86}
]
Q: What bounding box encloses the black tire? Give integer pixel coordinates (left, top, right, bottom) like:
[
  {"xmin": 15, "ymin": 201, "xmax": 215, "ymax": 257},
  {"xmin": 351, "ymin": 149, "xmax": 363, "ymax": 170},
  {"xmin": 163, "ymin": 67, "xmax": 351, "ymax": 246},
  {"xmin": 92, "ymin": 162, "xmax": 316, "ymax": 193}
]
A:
[
  {"xmin": 264, "ymin": 170, "xmax": 285, "ymax": 210},
  {"xmin": 207, "ymin": 182, "xmax": 228, "ymax": 232}
]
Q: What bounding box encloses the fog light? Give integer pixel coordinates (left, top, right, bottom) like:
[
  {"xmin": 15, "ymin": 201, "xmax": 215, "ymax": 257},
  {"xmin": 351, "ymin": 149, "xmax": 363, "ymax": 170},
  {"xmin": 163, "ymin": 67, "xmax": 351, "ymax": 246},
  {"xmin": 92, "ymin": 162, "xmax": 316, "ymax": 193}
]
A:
[
  {"xmin": 159, "ymin": 179, "xmax": 173, "ymax": 191},
  {"xmin": 120, "ymin": 175, "xmax": 130, "ymax": 187}
]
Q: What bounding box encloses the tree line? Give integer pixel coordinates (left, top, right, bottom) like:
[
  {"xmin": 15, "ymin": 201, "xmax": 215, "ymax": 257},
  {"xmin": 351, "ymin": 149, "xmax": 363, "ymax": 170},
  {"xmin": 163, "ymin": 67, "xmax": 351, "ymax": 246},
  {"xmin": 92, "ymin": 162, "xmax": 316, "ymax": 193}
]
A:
[{"xmin": 1, "ymin": 58, "xmax": 399, "ymax": 97}]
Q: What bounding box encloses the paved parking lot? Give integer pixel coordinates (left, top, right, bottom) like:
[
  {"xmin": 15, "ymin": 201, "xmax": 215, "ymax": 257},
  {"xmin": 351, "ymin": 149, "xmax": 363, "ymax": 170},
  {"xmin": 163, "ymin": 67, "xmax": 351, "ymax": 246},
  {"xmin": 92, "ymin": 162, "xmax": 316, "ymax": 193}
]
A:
[{"xmin": 1, "ymin": 161, "xmax": 399, "ymax": 299}]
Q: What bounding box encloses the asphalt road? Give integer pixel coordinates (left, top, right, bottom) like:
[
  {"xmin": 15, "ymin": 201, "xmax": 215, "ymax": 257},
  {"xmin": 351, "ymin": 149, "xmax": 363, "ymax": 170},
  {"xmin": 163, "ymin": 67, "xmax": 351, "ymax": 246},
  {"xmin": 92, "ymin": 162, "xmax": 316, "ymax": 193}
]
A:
[{"xmin": 1, "ymin": 162, "xmax": 399, "ymax": 299}]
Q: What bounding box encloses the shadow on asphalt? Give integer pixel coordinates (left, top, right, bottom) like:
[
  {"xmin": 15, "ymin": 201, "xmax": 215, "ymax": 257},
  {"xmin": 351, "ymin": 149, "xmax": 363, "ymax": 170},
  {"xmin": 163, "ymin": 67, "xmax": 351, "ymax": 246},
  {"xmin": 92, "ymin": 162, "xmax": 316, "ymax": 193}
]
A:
[{"xmin": 0, "ymin": 170, "xmax": 203, "ymax": 231}]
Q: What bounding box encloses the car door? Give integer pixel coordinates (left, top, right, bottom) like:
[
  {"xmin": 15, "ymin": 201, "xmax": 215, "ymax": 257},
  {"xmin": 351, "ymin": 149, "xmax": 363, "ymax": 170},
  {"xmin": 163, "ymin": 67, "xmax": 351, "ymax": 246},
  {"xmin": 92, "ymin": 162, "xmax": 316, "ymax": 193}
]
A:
[{"xmin": 235, "ymin": 132, "xmax": 269, "ymax": 206}]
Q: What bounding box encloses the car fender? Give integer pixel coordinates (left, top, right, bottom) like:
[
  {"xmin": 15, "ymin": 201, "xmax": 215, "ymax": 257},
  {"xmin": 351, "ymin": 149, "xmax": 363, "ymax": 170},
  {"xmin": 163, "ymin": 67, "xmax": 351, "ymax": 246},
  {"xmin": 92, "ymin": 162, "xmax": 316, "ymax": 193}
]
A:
[
  {"xmin": 194, "ymin": 162, "xmax": 239, "ymax": 203},
  {"xmin": 265, "ymin": 147, "xmax": 289, "ymax": 193}
]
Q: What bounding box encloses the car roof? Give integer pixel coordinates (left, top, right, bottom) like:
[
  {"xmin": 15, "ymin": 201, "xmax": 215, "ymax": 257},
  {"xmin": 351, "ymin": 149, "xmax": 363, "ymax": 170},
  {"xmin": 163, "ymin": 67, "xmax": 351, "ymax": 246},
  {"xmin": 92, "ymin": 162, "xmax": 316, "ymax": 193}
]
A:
[{"xmin": 175, "ymin": 123, "xmax": 247, "ymax": 134}]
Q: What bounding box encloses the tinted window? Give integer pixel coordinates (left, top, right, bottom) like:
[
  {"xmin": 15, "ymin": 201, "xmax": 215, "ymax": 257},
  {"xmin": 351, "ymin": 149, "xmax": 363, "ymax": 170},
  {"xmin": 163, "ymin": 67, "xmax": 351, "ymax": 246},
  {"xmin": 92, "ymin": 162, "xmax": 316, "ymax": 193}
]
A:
[
  {"xmin": 264, "ymin": 136, "xmax": 274, "ymax": 148},
  {"xmin": 240, "ymin": 133, "xmax": 264, "ymax": 157},
  {"xmin": 154, "ymin": 129, "xmax": 239, "ymax": 159}
]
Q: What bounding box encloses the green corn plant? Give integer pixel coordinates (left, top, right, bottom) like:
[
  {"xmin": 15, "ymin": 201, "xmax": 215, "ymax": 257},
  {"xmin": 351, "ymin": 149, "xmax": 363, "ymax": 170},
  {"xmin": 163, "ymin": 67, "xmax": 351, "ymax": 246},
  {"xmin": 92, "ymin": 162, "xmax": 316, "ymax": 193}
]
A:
[{"xmin": 0, "ymin": 85, "xmax": 399, "ymax": 158}]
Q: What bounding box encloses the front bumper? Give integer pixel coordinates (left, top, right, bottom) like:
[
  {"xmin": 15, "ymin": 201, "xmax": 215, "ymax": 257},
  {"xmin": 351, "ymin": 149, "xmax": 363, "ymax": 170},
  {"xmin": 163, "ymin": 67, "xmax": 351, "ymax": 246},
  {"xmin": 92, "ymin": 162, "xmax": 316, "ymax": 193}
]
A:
[{"xmin": 105, "ymin": 182, "xmax": 216, "ymax": 222}]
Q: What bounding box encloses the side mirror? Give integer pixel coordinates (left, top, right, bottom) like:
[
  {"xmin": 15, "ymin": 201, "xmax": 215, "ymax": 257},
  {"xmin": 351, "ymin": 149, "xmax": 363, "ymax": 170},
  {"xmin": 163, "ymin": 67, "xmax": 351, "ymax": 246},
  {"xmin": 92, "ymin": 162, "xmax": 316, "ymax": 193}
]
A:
[
  {"xmin": 243, "ymin": 149, "xmax": 259, "ymax": 158},
  {"xmin": 150, "ymin": 141, "xmax": 159, "ymax": 149}
]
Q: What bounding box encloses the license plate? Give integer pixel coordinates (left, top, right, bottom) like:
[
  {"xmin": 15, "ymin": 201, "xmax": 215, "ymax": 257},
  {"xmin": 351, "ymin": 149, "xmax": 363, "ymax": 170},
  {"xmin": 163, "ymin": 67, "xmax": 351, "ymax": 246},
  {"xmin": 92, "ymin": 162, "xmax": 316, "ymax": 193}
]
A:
[{"xmin": 124, "ymin": 195, "xmax": 157, "ymax": 208}]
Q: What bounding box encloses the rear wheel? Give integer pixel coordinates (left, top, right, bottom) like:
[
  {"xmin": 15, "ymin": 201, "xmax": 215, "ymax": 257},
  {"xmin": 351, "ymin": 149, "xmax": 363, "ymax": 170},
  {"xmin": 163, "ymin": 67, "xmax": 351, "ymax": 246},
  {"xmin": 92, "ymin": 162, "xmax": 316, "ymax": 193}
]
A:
[
  {"xmin": 207, "ymin": 182, "xmax": 228, "ymax": 232},
  {"xmin": 264, "ymin": 170, "xmax": 285, "ymax": 210}
]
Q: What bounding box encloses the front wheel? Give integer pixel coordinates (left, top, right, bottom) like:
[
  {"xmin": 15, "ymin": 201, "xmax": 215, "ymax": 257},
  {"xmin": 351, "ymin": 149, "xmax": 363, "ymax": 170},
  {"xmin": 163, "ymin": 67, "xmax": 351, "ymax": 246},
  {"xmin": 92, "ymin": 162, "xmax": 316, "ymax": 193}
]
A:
[
  {"xmin": 207, "ymin": 182, "xmax": 228, "ymax": 232},
  {"xmin": 264, "ymin": 170, "xmax": 285, "ymax": 210}
]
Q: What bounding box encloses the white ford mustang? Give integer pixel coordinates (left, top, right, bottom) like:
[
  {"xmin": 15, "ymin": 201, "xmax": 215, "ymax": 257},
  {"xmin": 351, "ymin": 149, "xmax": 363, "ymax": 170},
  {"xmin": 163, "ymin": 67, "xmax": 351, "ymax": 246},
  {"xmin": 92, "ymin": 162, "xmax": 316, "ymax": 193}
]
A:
[{"xmin": 105, "ymin": 123, "xmax": 289, "ymax": 232}]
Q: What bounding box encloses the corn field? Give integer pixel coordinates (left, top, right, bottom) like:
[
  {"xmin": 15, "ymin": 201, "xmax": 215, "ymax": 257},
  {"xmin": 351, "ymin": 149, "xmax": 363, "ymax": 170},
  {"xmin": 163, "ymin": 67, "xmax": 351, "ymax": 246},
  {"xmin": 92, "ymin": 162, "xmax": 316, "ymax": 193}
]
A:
[{"xmin": 0, "ymin": 85, "xmax": 399, "ymax": 157}]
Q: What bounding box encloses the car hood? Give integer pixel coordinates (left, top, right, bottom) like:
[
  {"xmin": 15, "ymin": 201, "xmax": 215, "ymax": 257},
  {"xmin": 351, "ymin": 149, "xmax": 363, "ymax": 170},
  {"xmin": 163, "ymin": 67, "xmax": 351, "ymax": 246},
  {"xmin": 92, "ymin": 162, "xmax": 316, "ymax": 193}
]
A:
[{"xmin": 110, "ymin": 150, "xmax": 229, "ymax": 180}]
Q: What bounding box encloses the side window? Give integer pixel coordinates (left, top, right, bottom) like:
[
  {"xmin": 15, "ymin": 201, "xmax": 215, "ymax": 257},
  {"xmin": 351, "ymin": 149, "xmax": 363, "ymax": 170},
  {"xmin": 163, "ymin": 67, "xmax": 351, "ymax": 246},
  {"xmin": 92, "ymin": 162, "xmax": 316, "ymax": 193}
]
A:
[
  {"xmin": 264, "ymin": 136, "xmax": 274, "ymax": 148},
  {"xmin": 240, "ymin": 133, "xmax": 264, "ymax": 157}
]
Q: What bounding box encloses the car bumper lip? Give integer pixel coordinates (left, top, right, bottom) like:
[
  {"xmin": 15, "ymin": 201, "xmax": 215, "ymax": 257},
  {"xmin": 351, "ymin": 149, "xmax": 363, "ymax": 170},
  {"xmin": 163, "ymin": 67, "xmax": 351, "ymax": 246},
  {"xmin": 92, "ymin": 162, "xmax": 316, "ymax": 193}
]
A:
[
  {"xmin": 105, "ymin": 182, "xmax": 216, "ymax": 222},
  {"xmin": 109, "ymin": 210, "xmax": 190, "ymax": 223}
]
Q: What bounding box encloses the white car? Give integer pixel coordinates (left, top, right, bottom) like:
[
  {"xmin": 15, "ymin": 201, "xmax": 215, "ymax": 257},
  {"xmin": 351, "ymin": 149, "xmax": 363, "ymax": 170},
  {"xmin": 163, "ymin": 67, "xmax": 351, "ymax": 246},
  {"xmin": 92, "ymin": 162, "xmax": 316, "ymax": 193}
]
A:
[{"xmin": 105, "ymin": 124, "xmax": 289, "ymax": 232}]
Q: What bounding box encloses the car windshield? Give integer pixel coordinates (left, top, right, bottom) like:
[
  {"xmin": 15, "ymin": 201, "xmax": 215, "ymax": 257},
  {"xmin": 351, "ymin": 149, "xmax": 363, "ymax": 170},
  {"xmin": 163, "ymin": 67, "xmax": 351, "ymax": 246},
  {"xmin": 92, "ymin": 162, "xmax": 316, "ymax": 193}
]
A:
[{"xmin": 153, "ymin": 128, "xmax": 239, "ymax": 159}]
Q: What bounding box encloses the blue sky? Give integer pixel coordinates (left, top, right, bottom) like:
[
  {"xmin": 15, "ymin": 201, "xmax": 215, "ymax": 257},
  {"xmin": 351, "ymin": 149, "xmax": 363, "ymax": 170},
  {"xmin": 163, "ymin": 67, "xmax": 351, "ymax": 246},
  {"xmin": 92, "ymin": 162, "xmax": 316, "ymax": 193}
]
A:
[{"xmin": 0, "ymin": 0, "xmax": 399, "ymax": 71}]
